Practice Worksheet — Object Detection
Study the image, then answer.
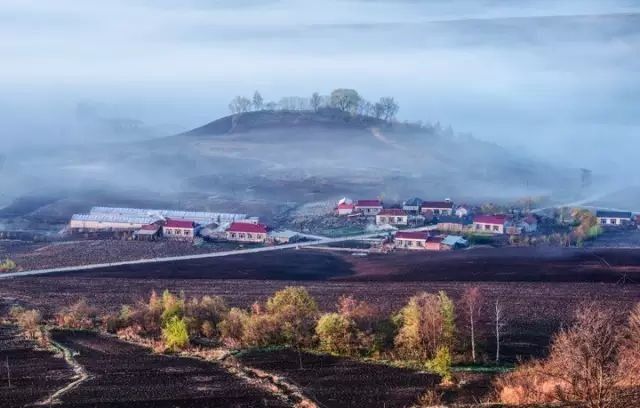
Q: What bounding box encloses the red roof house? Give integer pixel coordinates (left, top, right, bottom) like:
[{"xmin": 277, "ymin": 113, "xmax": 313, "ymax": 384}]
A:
[
  {"xmin": 355, "ymin": 200, "xmax": 383, "ymax": 215},
  {"xmin": 163, "ymin": 219, "xmax": 196, "ymax": 240},
  {"xmin": 164, "ymin": 219, "xmax": 196, "ymax": 229},
  {"xmin": 226, "ymin": 222, "xmax": 268, "ymax": 234},
  {"xmin": 225, "ymin": 222, "xmax": 269, "ymax": 243},
  {"xmin": 473, "ymin": 215, "xmax": 508, "ymax": 234},
  {"xmin": 336, "ymin": 202, "xmax": 356, "ymax": 215}
]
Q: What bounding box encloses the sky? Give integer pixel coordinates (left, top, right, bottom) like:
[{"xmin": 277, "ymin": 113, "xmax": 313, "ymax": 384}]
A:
[{"xmin": 1, "ymin": 0, "xmax": 639, "ymax": 172}]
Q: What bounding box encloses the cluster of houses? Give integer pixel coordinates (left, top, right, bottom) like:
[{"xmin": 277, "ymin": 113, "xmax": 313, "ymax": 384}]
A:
[
  {"xmin": 69, "ymin": 207, "xmax": 300, "ymax": 245},
  {"xmin": 335, "ymin": 197, "xmax": 539, "ymax": 235}
]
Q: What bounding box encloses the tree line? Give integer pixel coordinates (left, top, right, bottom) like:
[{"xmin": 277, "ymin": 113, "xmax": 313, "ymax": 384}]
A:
[
  {"xmin": 8, "ymin": 287, "xmax": 638, "ymax": 407},
  {"xmin": 228, "ymin": 89, "xmax": 399, "ymax": 122}
]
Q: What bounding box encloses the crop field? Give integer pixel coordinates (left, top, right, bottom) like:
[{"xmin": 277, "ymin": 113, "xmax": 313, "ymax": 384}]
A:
[
  {"xmin": 49, "ymin": 330, "xmax": 289, "ymax": 407},
  {"xmin": 237, "ymin": 349, "xmax": 439, "ymax": 408},
  {"xmin": 0, "ymin": 325, "xmax": 74, "ymax": 408}
]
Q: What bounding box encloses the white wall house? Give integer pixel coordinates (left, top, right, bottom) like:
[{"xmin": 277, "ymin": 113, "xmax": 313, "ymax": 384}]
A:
[
  {"xmin": 420, "ymin": 201, "xmax": 454, "ymax": 216},
  {"xmin": 376, "ymin": 209, "xmax": 408, "ymax": 226},
  {"xmin": 596, "ymin": 210, "xmax": 632, "ymax": 226},
  {"xmin": 355, "ymin": 200, "xmax": 383, "ymax": 215},
  {"xmin": 472, "ymin": 215, "xmax": 507, "ymax": 234}
]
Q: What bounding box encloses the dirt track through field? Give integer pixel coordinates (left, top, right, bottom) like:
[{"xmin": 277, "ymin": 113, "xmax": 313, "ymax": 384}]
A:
[{"xmin": 49, "ymin": 330, "xmax": 292, "ymax": 407}]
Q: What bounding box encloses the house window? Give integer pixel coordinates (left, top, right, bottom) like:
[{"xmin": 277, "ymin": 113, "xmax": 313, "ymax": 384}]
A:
[
  {"xmin": 184, "ymin": 230, "xmax": 190, "ymax": 236},
  {"xmin": 493, "ymin": 225, "xmax": 499, "ymax": 231},
  {"xmin": 601, "ymin": 219, "xmax": 606, "ymax": 225},
  {"xmin": 484, "ymin": 224, "xmax": 490, "ymax": 231},
  {"xmin": 408, "ymin": 240, "xmax": 413, "ymax": 246},
  {"xmin": 610, "ymin": 219, "xmax": 617, "ymax": 225},
  {"xmin": 248, "ymin": 233, "xmax": 253, "ymax": 238}
]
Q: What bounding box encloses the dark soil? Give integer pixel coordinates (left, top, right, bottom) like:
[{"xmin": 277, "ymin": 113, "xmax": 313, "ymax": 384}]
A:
[
  {"xmin": 237, "ymin": 348, "xmax": 439, "ymax": 408},
  {"xmin": 44, "ymin": 247, "xmax": 640, "ymax": 283},
  {"xmin": 0, "ymin": 325, "xmax": 74, "ymax": 408},
  {"xmin": 49, "ymin": 330, "xmax": 289, "ymax": 408}
]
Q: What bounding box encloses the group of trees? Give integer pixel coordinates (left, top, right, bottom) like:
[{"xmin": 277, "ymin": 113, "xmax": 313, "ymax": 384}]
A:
[
  {"xmin": 496, "ymin": 303, "xmax": 640, "ymax": 408},
  {"xmin": 72, "ymin": 286, "xmax": 510, "ymax": 381},
  {"xmin": 228, "ymin": 89, "xmax": 399, "ymax": 122}
]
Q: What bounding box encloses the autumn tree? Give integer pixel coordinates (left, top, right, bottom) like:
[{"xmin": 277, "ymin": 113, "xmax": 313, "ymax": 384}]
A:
[
  {"xmin": 497, "ymin": 303, "xmax": 627, "ymax": 407},
  {"xmin": 184, "ymin": 295, "xmax": 228, "ymax": 339},
  {"xmin": 266, "ymin": 286, "xmax": 318, "ymax": 368},
  {"xmin": 394, "ymin": 291, "xmax": 456, "ymax": 362},
  {"xmin": 618, "ymin": 303, "xmax": 640, "ymax": 386},
  {"xmin": 461, "ymin": 287, "xmax": 483, "ymax": 363},
  {"xmin": 56, "ymin": 299, "xmax": 97, "ymax": 329},
  {"xmin": 219, "ymin": 307, "xmax": 249, "ymax": 348},
  {"xmin": 315, "ymin": 313, "xmax": 361, "ymax": 355}
]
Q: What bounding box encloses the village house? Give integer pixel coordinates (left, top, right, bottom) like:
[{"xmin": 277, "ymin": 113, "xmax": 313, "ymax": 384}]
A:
[
  {"xmin": 420, "ymin": 201, "xmax": 454, "ymax": 216},
  {"xmin": 225, "ymin": 222, "xmax": 268, "ymax": 243},
  {"xmin": 436, "ymin": 215, "xmax": 472, "ymax": 233},
  {"xmin": 336, "ymin": 202, "xmax": 355, "ymax": 216},
  {"xmin": 596, "ymin": 210, "xmax": 632, "ymax": 226},
  {"xmin": 402, "ymin": 197, "xmax": 423, "ymax": 214},
  {"xmin": 355, "ymin": 200, "xmax": 383, "ymax": 216},
  {"xmin": 473, "ymin": 215, "xmax": 508, "ymax": 234},
  {"xmin": 394, "ymin": 231, "xmax": 430, "ymax": 249},
  {"xmin": 134, "ymin": 224, "xmax": 161, "ymax": 241},
  {"xmin": 375, "ymin": 209, "xmax": 408, "ymax": 226},
  {"xmin": 163, "ymin": 219, "xmax": 196, "ymax": 241}
]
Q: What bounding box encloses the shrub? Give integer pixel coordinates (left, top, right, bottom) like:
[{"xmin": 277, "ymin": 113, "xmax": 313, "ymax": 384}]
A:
[
  {"xmin": 219, "ymin": 307, "xmax": 249, "ymax": 348},
  {"xmin": 266, "ymin": 286, "xmax": 318, "ymax": 349},
  {"xmin": 10, "ymin": 307, "xmax": 42, "ymax": 340},
  {"xmin": 162, "ymin": 316, "xmax": 189, "ymax": 351},
  {"xmin": 56, "ymin": 299, "xmax": 96, "ymax": 329},
  {"xmin": 242, "ymin": 313, "xmax": 283, "ymax": 348},
  {"xmin": 161, "ymin": 290, "xmax": 184, "ymax": 323},
  {"xmin": 426, "ymin": 346, "xmax": 453, "ymax": 383},
  {"xmin": 315, "ymin": 313, "xmax": 360, "ymax": 355},
  {"xmin": 0, "ymin": 258, "xmax": 17, "ymax": 272},
  {"xmin": 184, "ymin": 295, "xmax": 227, "ymax": 338}
]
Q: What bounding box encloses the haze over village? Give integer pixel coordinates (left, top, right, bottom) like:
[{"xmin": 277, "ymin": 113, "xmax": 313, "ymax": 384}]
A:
[{"xmin": 1, "ymin": 1, "xmax": 640, "ymax": 408}]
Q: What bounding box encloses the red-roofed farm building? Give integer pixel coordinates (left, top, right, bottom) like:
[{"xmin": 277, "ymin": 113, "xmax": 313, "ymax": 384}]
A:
[
  {"xmin": 354, "ymin": 200, "xmax": 383, "ymax": 215},
  {"xmin": 163, "ymin": 219, "xmax": 196, "ymax": 241},
  {"xmin": 225, "ymin": 222, "xmax": 269, "ymax": 243}
]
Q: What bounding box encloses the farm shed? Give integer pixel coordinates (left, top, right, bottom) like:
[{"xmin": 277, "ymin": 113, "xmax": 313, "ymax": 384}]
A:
[
  {"xmin": 89, "ymin": 206, "xmax": 248, "ymax": 225},
  {"xmin": 134, "ymin": 224, "xmax": 161, "ymax": 241},
  {"xmin": 70, "ymin": 213, "xmax": 163, "ymax": 232}
]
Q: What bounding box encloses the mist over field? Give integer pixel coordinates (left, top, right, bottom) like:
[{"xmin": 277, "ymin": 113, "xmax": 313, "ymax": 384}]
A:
[{"xmin": 1, "ymin": 0, "xmax": 639, "ymax": 209}]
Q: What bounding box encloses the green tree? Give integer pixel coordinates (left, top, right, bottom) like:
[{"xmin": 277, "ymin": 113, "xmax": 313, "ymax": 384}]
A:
[
  {"xmin": 426, "ymin": 346, "xmax": 453, "ymax": 382},
  {"xmin": 161, "ymin": 290, "xmax": 184, "ymax": 324},
  {"xmin": 162, "ymin": 316, "xmax": 189, "ymax": 351},
  {"xmin": 439, "ymin": 291, "xmax": 456, "ymax": 347}
]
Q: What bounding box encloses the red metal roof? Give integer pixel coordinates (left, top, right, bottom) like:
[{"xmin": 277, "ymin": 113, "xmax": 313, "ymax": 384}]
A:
[
  {"xmin": 473, "ymin": 215, "xmax": 507, "ymax": 225},
  {"xmin": 421, "ymin": 201, "xmax": 454, "ymax": 209},
  {"xmin": 227, "ymin": 222, "xmax": 268, "ymax": 234},
  {"xmin": 164, "ymin": 219, "xmax": 195, "ymax": 228},
  {"xmin": 395, "ymin": 231, "xmax": 429, "ymax": 240},
  {"xmin": 426, "ymin": 236, "xmax": 444, "ymax": 243},
  {"xmin": 355, "ymin": 200, "xmax": 382, "ymax": 207},
  {"xmin": 378, "ymin": 208, "xmax": 406, "ymax": 216},
  {"xmin": 140, "ymin": 224, "xmax": 160, "ymax": 231}
]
